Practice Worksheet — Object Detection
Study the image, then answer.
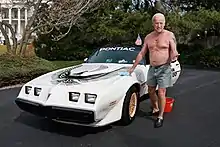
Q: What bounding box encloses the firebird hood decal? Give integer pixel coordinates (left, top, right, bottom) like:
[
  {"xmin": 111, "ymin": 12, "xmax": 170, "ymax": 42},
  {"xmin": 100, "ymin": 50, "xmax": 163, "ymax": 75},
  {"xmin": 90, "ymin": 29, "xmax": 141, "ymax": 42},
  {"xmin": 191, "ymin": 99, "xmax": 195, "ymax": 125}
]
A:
[{"xmin": 51, "ymin": 64, "xmax": 128, "ymax": 85}]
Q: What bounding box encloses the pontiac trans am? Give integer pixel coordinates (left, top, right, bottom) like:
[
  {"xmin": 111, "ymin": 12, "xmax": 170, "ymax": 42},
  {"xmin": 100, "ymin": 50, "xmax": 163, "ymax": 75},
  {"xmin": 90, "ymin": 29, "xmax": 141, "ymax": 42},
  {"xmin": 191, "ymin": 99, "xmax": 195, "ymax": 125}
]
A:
[{"xmin": 15, "ymin": 46, "xmax": 181, "ymax": 127}]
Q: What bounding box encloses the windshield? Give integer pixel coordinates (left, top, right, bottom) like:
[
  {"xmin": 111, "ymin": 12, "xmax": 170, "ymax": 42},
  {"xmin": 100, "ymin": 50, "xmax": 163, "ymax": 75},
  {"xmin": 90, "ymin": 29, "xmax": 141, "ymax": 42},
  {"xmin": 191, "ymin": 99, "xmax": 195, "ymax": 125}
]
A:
[{"xmin": 86, "ymin": 46, "xmax": 148, "ymax": 65}]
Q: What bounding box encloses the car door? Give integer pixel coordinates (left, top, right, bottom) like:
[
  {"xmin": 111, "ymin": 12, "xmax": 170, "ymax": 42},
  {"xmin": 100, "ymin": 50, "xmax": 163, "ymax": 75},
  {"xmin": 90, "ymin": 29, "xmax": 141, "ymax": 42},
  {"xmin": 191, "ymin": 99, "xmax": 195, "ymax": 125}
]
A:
[{"xmin": 170, "ymin": 60, "xmax": 181, "ymax": 85}]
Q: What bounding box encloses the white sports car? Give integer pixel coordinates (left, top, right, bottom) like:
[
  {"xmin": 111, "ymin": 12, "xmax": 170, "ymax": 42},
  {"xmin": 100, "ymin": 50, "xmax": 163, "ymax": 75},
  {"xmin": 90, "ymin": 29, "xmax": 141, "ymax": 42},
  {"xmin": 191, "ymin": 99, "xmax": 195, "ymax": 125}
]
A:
[{"xmin": 15, "ymin": 46, "xmax": 181, "ymax": 127}]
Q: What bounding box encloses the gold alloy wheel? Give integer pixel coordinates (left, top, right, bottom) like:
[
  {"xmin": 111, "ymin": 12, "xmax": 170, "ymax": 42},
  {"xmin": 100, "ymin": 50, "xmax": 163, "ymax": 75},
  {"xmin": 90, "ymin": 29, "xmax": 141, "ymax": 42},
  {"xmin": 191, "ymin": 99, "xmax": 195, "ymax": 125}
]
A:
[{"xmin": 129, "ymin": 92, "xmax": 137, "ymax": 118}]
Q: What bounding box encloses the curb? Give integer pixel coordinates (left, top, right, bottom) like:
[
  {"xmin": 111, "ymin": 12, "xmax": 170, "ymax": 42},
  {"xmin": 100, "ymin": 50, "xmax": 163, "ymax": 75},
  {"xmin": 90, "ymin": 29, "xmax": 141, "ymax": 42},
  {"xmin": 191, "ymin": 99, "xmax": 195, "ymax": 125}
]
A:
[{"xmin": 0, "ymin": 84, "xmax": 24, "ymax": 91}]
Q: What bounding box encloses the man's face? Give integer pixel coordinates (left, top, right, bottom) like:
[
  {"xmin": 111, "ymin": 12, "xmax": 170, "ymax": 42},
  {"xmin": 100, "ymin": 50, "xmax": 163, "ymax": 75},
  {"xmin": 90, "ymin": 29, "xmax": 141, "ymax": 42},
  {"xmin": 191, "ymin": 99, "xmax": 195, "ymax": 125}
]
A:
[{"xmin": 153, "ymin": 16, "xmax": 165, "ymax": 33}]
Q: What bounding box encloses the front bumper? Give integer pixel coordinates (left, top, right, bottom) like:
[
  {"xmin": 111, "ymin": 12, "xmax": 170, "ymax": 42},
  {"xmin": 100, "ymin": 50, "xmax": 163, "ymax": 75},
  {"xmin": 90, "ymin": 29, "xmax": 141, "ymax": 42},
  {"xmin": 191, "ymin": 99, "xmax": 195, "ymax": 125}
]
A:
[{"xmin": 15, "ymin": 98, "xmax": 95, "ymax": 124}]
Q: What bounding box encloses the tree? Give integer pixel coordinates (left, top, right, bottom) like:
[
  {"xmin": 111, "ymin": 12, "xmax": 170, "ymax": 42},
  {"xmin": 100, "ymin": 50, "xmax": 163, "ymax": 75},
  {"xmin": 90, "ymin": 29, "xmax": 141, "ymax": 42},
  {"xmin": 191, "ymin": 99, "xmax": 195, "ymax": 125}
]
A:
[
  {"xmin": 20, "ymin": 0, "xmax": 105, "ymax": 57},
  {"xmin": 177, "ymin": 0, "xmax": 220, "ymax": 11},
  {"xmin": 0, "ymin": 0, "xmax": 104, "ymax": 57},
  {"xmin": 0, "ymin": 2, "xmax": 17, "ymax": 55}
]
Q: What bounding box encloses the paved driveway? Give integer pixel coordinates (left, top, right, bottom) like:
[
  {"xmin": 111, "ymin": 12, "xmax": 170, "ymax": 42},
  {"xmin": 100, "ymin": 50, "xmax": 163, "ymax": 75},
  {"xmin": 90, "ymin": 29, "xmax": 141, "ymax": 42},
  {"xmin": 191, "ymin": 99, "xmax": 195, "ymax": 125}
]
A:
[{"xmin": 0, "ymin": 68, "xmax": 220, "ymax": 147}]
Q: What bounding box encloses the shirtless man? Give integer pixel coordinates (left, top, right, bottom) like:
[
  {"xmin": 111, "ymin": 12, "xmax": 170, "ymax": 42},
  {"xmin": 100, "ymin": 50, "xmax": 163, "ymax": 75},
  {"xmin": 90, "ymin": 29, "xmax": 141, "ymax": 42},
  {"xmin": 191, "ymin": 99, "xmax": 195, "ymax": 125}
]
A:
[{"xmin": 128, "ymin": 13, "xmax": 179, "ymax": 128}]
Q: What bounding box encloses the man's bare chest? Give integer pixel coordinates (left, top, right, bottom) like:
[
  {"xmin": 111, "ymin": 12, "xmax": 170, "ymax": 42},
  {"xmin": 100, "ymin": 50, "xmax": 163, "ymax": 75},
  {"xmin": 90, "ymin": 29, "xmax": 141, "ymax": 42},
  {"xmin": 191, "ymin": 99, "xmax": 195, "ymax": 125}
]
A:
[{"xmin": 148, "ymin": 35, "xmax": 169, "ymax": 50}]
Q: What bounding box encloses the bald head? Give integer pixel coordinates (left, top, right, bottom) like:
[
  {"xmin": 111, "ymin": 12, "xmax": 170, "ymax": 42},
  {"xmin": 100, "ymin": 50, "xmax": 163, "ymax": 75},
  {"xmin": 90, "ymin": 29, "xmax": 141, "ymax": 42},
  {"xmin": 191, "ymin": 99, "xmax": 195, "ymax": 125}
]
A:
[{"xmin": 152, "ymin": 13, "xmax": 165, "ymax": 33}]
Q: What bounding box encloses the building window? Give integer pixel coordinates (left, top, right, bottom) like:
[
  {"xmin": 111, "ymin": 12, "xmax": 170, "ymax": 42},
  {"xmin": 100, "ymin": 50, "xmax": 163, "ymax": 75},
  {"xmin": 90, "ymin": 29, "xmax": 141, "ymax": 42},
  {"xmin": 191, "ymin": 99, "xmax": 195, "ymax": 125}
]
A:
[
  {"xmin": 21, "ymin": 8, "xmax": 25, "ymax": 19},
  {"xmin": 2, "ymin": 8, "xmax": 9, "ymax": 19},
  {"xmin": 12, "ymin": 8, "xmax": 18, "ymax": 19}
]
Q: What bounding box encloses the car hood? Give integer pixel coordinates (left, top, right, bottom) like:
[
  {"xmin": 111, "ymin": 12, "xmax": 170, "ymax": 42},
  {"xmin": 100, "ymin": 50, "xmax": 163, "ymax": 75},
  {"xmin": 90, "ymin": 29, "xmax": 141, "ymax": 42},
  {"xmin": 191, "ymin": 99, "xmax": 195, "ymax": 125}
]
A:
[
  {"xmin": 28, "ymin": 63, "xmax": 133, "ymax": 89},
  {"xmin": 18, "ymin": 63, "xmax": 146, "ymax": 106}
]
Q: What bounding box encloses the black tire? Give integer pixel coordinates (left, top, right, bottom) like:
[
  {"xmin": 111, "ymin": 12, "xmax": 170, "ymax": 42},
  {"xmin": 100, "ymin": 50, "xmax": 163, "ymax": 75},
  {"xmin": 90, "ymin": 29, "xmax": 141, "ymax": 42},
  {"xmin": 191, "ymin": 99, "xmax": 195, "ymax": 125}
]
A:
[{"xmin": 120, "ymin": 86, "xmax": 140, "ymax": 125}]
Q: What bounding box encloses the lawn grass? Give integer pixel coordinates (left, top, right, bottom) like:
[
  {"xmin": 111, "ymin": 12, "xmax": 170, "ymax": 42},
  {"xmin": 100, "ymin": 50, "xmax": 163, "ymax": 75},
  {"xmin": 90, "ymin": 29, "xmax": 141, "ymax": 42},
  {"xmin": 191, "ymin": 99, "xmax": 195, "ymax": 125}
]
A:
[
  {"xmin": 0, "ymin": 45, "xmax": 36, "ymax": 56},
  {"xmin": 0, "ymin": 45, "xmax": 7, "ymax": 55}
]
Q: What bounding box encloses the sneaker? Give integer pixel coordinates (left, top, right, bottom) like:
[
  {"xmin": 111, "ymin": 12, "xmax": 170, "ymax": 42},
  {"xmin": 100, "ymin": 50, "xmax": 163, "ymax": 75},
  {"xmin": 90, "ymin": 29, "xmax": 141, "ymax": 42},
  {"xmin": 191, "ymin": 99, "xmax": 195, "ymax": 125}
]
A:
[{"xmin": 154, "ymin": 117, "xmax": 163, "ymax": 128}]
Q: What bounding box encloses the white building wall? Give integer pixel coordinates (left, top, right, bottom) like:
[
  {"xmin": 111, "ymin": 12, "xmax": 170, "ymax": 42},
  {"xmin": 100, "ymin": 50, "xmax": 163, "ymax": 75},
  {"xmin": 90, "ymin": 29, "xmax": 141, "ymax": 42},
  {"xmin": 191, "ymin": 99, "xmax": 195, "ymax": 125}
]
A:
[{"xmin": 0, "ymin": 0, "xmax": 32, "ymax": 44}]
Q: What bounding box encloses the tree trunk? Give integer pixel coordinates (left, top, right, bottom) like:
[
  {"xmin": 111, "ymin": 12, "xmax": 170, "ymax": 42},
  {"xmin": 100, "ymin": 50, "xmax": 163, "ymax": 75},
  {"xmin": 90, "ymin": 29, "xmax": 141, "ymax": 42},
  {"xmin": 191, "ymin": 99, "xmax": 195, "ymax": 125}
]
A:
[
  {"xmin": 2, "ymin": 21, "xmax": 17, "ymax": 55},
  {"xmin": 18, "ymin": 27, "xmax": 26, "ymax": 55},
  {"xmin": 0, "ymin": 22, "xmax": 11, "ymax": 53},
  {"xmin": 19, "ymin": 0, "xmax": 42, "ymax": 57},
  {"xmin": 21, "ymin": 31, "xmax": 32, "ymax": 57}
]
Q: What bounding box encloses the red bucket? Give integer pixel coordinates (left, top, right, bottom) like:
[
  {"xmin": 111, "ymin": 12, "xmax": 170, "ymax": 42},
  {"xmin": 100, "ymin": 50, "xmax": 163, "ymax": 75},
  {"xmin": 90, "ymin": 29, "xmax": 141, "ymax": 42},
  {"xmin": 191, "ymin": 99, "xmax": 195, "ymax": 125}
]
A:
[{"xmin": 164, "ymin": 97, "xmax": 175, "ymax": 112}]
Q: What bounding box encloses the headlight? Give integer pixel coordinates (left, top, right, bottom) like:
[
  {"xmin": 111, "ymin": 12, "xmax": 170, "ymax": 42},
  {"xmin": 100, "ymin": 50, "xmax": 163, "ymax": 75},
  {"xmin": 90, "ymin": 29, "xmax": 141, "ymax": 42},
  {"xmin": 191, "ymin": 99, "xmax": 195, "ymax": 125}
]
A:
[
  {"xmin": 85, "ymin": 93, "xmax": 97, "ymax": 104},
  {"xmin": 25, "ymin": 86, "xmax": 32, "ymax": 94},
  {"xmin": 34, "ymin": 87, "xmax": 42, "ymax": 96},
  {"xmin": 69, "ymin": 92, "xmax": 80, "ymax": 102}
]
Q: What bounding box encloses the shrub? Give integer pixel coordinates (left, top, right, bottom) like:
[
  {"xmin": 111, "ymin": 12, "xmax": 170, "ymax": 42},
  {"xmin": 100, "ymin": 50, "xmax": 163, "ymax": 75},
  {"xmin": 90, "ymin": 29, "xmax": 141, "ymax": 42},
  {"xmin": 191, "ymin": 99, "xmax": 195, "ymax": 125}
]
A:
[
  {"xmin": 177, "ymin": 43, "xmax": 204, "ymax": 65},
  {"xmin": 179, "ymin": 45, "xmax": 220, "ymax": 68},
  {"xmin": 0, "ymin": 53, "xmax": 56, "ymax": 87},
  {"xmin": 198, "ymin": 46, "xmax": 220, "ymax": 68}
]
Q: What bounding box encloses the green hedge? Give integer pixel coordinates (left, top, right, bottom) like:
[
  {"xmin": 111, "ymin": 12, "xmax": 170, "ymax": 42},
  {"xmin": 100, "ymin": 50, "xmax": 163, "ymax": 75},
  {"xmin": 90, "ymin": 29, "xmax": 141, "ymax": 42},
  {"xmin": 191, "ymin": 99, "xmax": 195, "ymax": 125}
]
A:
[
  {"xmin": 35, "ymin": 46, "xmax": 92, "ymax": 61},
  {"xmin": 178, "ymin": 45, "xmax": 220, "ymax": 68},
  {"xmin": 199, "ymin": 47, "xmax": 220, "ymax": 68},
  {"xmin": 0, "ymin": 54, "xmax": 56, "ymax": 88}
]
